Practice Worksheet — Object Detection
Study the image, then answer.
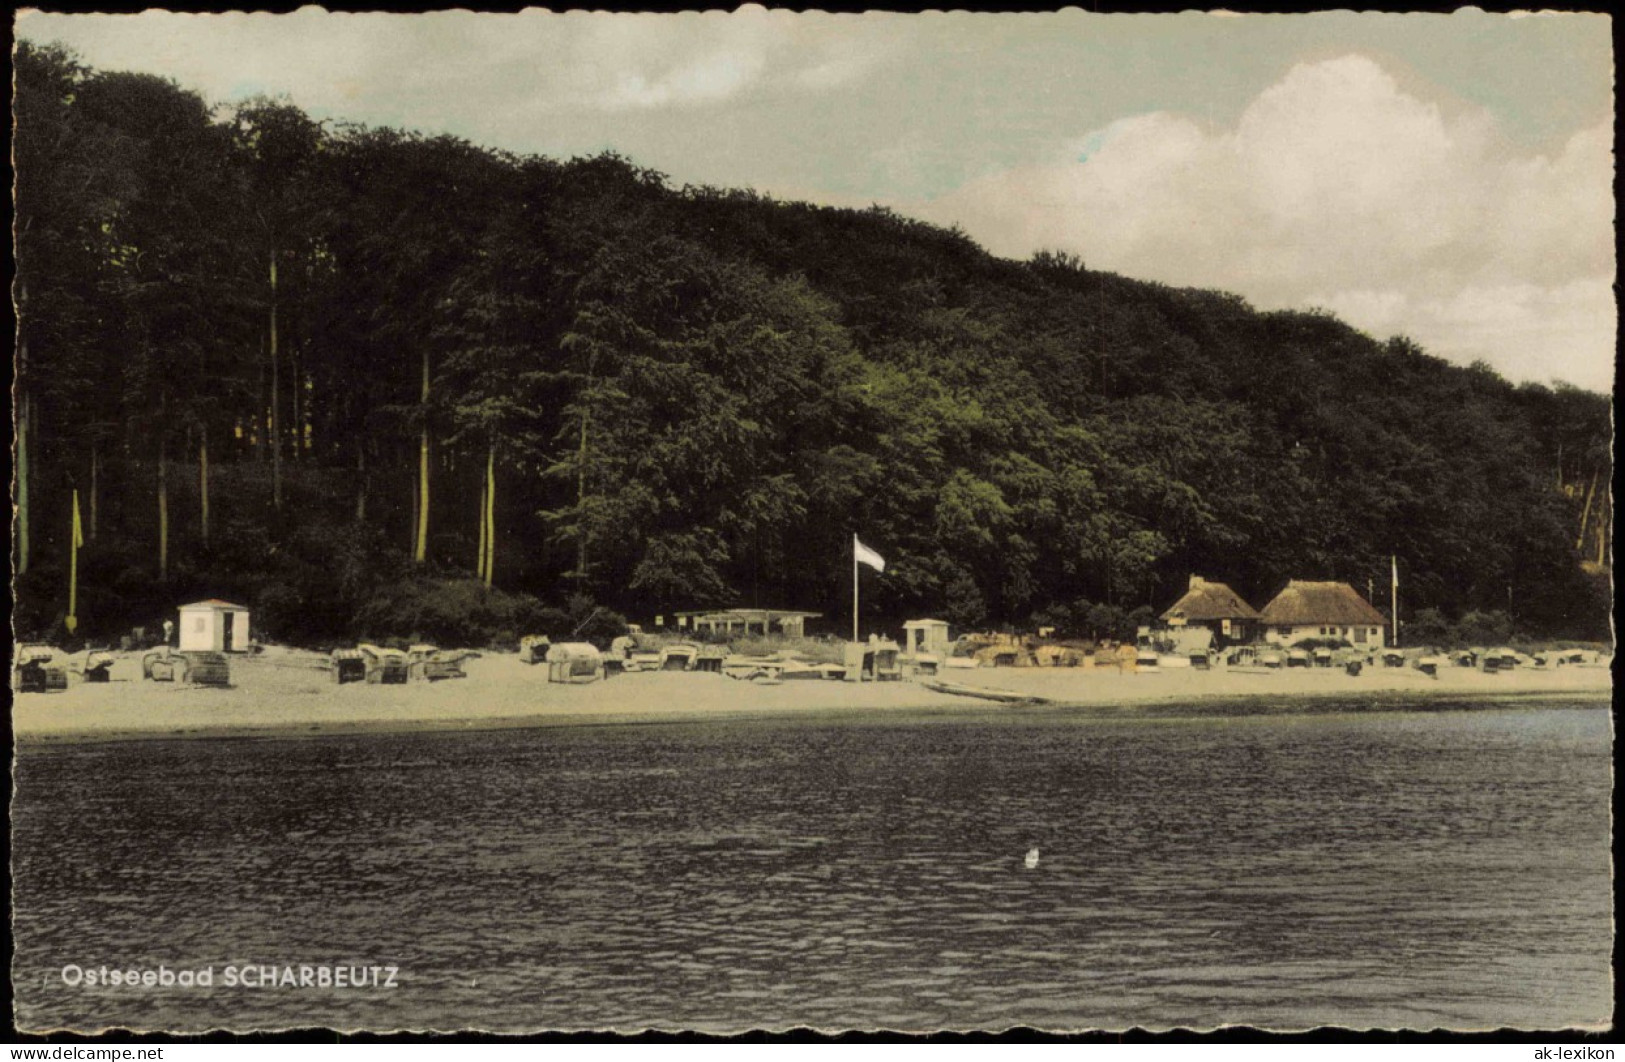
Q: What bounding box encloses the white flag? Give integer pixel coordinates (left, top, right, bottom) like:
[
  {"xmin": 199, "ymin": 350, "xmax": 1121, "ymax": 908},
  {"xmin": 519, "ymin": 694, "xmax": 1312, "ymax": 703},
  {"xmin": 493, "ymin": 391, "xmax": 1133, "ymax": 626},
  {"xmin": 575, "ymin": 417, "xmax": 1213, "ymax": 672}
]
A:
[{"xmin": 854, "ymin": 535, "xmax": 886, "ymax": 573}]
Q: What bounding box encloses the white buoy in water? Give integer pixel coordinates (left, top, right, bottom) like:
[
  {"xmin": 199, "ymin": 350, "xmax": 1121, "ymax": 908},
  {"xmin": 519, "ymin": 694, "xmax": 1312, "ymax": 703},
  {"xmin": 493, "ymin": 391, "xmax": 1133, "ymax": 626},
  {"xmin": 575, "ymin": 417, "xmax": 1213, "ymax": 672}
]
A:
[{"xmin": 1024, "ymin": 847, "xmax": 1040, "ymax": 869}]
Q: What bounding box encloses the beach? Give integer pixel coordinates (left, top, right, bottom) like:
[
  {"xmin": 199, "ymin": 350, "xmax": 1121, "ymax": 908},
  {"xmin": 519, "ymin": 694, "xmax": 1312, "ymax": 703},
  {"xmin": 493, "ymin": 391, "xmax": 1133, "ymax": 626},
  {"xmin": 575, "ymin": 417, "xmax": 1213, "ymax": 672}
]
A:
[{"xmin": 12, "ymin": 646, "xmax": 1613, "ymax": 745}]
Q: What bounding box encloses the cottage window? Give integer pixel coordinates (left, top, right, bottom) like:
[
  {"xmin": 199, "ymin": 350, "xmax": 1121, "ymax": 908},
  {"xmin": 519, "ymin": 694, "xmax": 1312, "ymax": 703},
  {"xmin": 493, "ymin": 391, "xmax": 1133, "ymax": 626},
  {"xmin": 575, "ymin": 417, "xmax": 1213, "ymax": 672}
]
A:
[
  {"xmin": 194, "ymin": 617, "xmax": 207, "ymax": 632},
  {"xmin": 1354, "ymin": 627, "xmax": 1367, "ymax": 642}
]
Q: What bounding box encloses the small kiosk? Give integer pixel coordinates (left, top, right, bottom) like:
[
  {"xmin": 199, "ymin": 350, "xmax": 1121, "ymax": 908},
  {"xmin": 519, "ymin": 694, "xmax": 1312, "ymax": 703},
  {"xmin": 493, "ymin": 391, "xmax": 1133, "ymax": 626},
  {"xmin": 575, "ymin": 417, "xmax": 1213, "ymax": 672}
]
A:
[
  {"xmin": 902, "ymin": 619, "xmax": 951, "ymax": 675},
  {"xmin": 178, "ymin": 600, "xmax": 251, "ymax": 652}
]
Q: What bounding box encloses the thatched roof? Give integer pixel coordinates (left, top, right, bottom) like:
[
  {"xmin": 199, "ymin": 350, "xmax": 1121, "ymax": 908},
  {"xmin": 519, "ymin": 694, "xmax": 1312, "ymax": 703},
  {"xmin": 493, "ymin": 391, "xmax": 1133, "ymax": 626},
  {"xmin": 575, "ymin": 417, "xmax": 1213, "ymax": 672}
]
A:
[
  {"xmin": 1259, "ymin": 581, "xmax": 1387, "ymax": 627},
  {"xmin": 1161, "ymin": 576, "xmax": 1260, "ymax": 622}
]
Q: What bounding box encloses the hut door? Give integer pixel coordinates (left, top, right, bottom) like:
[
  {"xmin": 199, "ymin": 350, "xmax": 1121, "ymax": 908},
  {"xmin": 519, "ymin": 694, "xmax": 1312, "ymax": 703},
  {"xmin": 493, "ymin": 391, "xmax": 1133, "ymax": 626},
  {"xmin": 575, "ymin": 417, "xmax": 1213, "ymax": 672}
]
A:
[{"xmin": 222, "ymin": 612, "xmax": 236, "ymax": 651}]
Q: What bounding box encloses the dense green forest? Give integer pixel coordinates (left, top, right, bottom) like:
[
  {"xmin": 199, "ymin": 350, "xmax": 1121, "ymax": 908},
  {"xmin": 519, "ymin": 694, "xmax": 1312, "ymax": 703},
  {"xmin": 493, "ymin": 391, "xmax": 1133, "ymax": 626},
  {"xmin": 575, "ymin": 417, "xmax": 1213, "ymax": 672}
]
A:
[{"xmin": 12, "ymin": 42, "xmax": 1613, "ymax": 648}]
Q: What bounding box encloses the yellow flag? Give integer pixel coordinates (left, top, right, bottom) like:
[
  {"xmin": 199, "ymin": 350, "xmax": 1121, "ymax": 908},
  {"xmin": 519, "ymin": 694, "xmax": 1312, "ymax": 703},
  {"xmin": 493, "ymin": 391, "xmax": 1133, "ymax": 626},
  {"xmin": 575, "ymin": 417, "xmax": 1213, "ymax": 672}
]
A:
[{"xmin": 67, "ymin": 489, "xmax": 82, "ymax": 634}]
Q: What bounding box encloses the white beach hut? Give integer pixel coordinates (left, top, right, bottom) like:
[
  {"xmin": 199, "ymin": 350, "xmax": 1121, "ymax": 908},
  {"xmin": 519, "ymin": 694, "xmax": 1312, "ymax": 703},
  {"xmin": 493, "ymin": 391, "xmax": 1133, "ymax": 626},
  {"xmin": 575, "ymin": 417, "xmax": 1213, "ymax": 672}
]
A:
[{"xmin": 178, "ymin": 599, "xmax": 252, "ymax": 652}]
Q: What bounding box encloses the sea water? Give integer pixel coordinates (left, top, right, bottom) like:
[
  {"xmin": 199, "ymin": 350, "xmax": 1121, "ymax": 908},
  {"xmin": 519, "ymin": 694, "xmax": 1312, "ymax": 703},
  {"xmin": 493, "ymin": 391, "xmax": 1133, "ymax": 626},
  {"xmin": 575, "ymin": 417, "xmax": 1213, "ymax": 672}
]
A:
[{"xmin": 11, "ymin": 698, "xmax": 1612, "ymax": 1032}]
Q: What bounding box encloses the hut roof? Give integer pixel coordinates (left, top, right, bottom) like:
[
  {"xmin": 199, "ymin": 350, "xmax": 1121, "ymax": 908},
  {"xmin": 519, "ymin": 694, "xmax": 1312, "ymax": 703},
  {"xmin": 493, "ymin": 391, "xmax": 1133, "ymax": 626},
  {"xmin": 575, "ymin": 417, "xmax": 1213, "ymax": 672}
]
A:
[
  {"xmin": 180, "ymin": 599, "xmax": 249, "ymax": 611},
  {"xmin": 1259, "ymin": 581, "xmax": 1387, "ymax": 627},
  {"xmin": 673, "ymin": 608, "xmax": 821, "ymax": 620},
  {"xmin": 545, "ymin": 642, "xmax": 603, "ymax": 663},
  {"xmin": 1160, "ymin": 576, "xmax": 1260, "ymax": 622}
]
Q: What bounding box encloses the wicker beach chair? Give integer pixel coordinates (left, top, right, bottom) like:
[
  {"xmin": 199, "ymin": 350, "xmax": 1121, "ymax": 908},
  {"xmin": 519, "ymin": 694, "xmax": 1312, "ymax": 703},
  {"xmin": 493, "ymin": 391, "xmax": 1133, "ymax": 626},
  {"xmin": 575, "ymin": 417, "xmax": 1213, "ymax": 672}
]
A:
[
  {"xmin": 519, "ymin": 635, "xmax": 552, "ymax": 665},
  {"xmin": 82, "ymin": 650, "xmax": 117, "ymax": 683},
  {"xmin": 15, "ymin": 646, "xmax": 68, "ymax": 693},
  {"xmin": 421, "ymin": 651, "xmax": 470, "ymax": 681},
  {"xmin": 143, "ymin": 647, "xmax": 189, "ymax": 683},
  {"xmin": 331, "ymin": 648, "xmax": 368, "ymax": 684},
  {"xmin": 872, "ymin": 640, "xmax": 903, "ymax": 681},
  {"xmin": 357, "ymin": 644, "xmax": 410, "ymax": 684},
  {"xmin": 545, "ymin": 642, "xmax": 604, "ymax": 683},
  {"xmin": 186, "ymin": 652, "xmax": 232, "ymax": 688},
  {"xmin": 658, "ymin": 643, "xmax": 700, "ymax": 671}
]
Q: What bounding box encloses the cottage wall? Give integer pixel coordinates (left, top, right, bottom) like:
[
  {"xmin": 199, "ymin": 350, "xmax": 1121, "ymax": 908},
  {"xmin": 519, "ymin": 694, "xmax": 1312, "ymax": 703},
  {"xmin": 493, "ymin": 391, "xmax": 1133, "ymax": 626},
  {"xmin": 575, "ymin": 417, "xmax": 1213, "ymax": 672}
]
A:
[
  {"xmin": 1189, "ymin": 617, "xmax": 1258, "ymax": 648},
  {"xmin": 1264, "ymin": 623, "xmax": 1385, "ymax": 648}
]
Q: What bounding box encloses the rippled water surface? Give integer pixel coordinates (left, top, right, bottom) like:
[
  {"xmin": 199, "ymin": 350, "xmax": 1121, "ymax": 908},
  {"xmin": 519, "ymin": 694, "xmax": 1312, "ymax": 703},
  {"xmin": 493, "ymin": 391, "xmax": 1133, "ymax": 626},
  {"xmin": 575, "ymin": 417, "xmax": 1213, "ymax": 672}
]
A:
[{"xmin": 12, "ymin": 699, "xmax": 1613, "ymax": 1031}]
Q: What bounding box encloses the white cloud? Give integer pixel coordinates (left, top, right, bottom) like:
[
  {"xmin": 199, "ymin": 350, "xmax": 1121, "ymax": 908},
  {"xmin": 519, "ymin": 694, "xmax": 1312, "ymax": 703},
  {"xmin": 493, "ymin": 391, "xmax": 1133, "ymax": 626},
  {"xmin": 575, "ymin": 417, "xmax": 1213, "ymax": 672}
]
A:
[
  {"xmin": 566, "ymin": 12, "xmax": 779, "ymax": 111},
  {"xmin": 17, "ymin": 8, "xmax": 901, "ymax": 119},
  {"xmin": 567, "ymin": 9, "xmax": 902, "ymax": 111},
  {"xmin": 910, "ymin": 54, "xmax": 1616, "ymax": 391}
]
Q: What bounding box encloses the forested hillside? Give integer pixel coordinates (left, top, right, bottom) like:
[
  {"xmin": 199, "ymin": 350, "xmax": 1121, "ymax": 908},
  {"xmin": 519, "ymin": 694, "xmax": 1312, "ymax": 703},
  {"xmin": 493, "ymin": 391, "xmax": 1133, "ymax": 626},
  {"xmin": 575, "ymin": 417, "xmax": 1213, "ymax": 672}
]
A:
[{"xmin": 12, "ymin": 43, "xmax": 1613, "ymax": 647}]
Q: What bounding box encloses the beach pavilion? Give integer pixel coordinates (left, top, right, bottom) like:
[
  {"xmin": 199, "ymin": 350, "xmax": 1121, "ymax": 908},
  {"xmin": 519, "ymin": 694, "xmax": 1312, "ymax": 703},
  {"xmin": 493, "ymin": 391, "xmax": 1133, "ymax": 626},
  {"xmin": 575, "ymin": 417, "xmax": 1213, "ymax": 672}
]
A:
[
  {"xmin": 1258, "ymin": 581, "xmax": 1387, "ymax": 648},
  {"xmin": 671, "ymin": 608, "xmax": 821, "ymax": 638},
  {"xmin": 1160, "ymin": 575, "xmax": 1261, "ymax": 647}
]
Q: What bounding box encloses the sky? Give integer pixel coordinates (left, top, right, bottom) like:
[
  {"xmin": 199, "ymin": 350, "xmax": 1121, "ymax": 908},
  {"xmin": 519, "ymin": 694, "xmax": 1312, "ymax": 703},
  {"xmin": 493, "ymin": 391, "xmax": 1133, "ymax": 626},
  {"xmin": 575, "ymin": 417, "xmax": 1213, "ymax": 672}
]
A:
[{"xmin": 15, "ymin": 6, "xmax": 1617, "ymax": 392}]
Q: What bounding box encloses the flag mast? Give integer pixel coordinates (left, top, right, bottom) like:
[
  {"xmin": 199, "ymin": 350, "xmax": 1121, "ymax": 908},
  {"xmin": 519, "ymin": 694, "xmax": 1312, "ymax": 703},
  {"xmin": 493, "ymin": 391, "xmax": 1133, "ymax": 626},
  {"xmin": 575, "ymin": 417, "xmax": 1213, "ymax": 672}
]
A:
[
  {"xmin": 851, "ymin": 535, "xmax": 886, "ymax": 641},
  {"xmin": 1391, "ymin": 554, "xmax": 1399, "ymax": 648},
  {"xmin": 853, "ymin": 534, "xmax": 860, "ymax": 642}
]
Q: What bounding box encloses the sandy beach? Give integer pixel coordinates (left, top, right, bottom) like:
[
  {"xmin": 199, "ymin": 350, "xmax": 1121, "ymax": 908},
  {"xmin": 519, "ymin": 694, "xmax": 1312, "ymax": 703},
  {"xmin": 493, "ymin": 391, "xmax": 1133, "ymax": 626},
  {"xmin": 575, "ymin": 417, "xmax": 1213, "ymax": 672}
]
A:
[{"xmin": 11, "ymin": 645, "xmax": 1613, "ymax": 745}]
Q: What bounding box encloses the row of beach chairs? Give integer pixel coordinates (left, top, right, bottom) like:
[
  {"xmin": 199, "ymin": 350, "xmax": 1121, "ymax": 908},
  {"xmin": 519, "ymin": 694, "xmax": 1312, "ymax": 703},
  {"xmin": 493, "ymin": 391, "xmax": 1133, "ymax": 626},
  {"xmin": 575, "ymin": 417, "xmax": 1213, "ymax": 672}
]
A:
[
  {"xmin": 330, "ymin": 645, "xmax": 478, "ymax": 684},
  {"xmin": 12, "ymin": 645, "xmax": 226, "ymax": 692}
]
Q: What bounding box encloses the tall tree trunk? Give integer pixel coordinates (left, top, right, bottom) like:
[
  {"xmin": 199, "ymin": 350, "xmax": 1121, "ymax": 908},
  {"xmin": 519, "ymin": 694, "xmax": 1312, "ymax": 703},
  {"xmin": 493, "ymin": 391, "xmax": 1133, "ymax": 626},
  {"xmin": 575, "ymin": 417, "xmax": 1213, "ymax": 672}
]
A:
[
  {"xmin": 199, "ymin": 423, "xmax": 210, "ymax": 549},
  {"xmin": 474, "ymin": 467, "xmax": 487, "ymax": 581},
  {"xmin": 1576, "ymin": 469, "xmax": 1597, "ymax": 551},
  {"xmin": 1602, "ymin": 505, "xmax": 1612, "ymax": 567},
  {"xmin": 158, "ymin": 432, "xmax": 169, "ymax": 581},
  {"xmin": 1596, "ymin": 496, "xmax": 1611, "ymax": 567},
  {"xmin": 291, "ymin": 346, "xmax": 301, "ymax": 463},
  {"xmin": 291, "ymin": 344, "xmax": 305, "ymax": 462},
  {"xmin": 575, "ymin": 405, "xmax": 590, "ymax": 581},
  {"xmin": 89, "ymin": 441, "xmax": 99, "ymax": 541},
  {"xmin": 270, "ymin": 250, "xmax": 282, "ymax": 509},
  {"xmin": 355, "ymin": 444, "xmax": 367, "ymax": 524},
  {"xmin": 256, "ymin": 334, "xmax": 268, "ymax": 462},
  {"xmin": 414, "ymin": 348, "xmax": 430, "ymax": 564},
  {"xmin": 484, "ymin": 444, "xmax": 496, "ymax": 588},
  {"xmin": 16, "ymin": 392, "xmax": 29, "ymax": 576},
  {"xmin": 409, "ymin": 441, "xmax": 419, "ymax": 554}
]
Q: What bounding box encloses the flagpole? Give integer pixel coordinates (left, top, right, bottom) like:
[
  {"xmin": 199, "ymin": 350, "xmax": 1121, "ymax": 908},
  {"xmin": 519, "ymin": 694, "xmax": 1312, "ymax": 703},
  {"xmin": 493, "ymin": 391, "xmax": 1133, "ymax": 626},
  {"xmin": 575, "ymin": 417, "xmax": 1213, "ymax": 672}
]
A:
[
  {"xmin": 1391, "ymin": 555, "xmax": 1399, "ymax": 648},
  {"xmin": 852, "ymin": 534, "xmax": 859, "ymax": 642}
]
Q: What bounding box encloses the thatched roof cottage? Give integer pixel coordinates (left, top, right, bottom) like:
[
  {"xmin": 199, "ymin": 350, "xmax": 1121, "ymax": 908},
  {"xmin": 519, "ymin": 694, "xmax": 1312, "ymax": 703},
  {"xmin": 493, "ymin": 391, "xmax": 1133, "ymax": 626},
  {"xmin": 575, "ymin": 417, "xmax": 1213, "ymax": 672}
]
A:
[
  {"xmin": 1258, "ymin": 580, "xmax": 1387, "ymax": 648},
  {"xmin": 1160, "ymin": 575, "xmax": 1261, "ymax": 646}
]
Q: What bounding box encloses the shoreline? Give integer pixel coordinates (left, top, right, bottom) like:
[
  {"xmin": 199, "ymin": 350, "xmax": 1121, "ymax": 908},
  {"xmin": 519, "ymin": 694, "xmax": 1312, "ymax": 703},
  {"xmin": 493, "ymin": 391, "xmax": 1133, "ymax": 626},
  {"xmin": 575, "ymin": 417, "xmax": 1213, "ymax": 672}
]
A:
[{"xmin": 12, "ymin": 646, "xmax": 1612, "ymax": 747}]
